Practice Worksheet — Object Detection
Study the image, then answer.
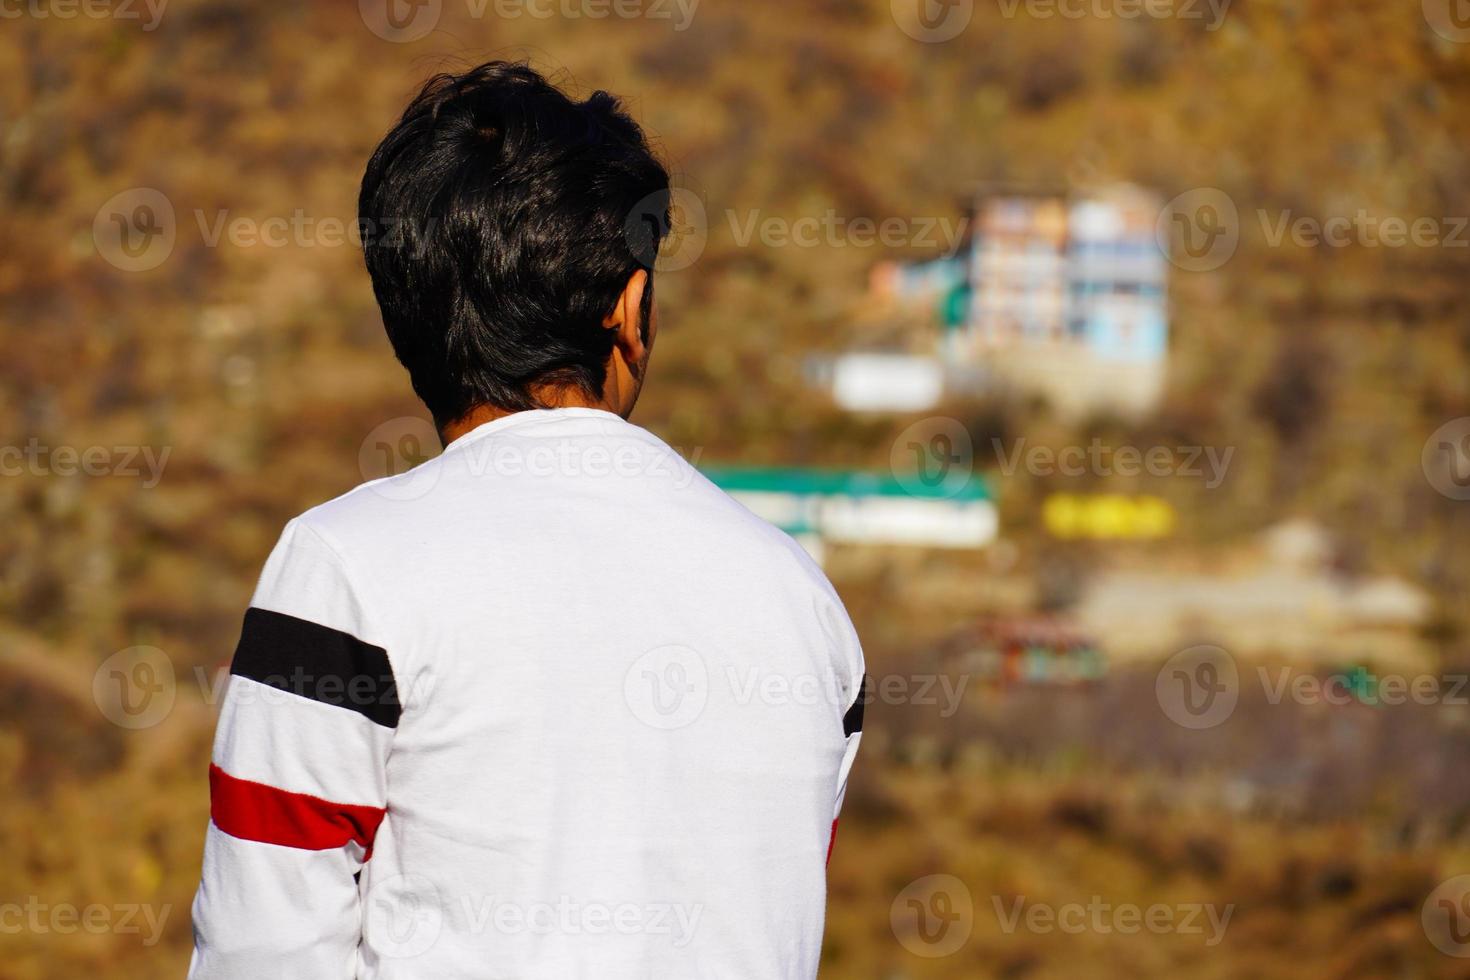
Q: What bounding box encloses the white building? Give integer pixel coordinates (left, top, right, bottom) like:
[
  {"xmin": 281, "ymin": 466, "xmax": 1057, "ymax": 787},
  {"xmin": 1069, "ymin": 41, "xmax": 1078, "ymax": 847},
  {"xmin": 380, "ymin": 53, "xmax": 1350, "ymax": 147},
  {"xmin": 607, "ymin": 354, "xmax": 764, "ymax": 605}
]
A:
[{"xmin": 701, "ymin": 466, "xmax": 998, "ymax": 565}]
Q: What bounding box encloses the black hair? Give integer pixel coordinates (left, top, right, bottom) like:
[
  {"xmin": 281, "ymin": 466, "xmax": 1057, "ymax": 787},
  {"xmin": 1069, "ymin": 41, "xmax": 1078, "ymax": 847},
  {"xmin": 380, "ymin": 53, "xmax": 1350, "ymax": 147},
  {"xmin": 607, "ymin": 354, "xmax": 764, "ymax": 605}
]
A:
[{"xmin": 358, "ymin": 61, "xmax": 671, "ymax": 426}]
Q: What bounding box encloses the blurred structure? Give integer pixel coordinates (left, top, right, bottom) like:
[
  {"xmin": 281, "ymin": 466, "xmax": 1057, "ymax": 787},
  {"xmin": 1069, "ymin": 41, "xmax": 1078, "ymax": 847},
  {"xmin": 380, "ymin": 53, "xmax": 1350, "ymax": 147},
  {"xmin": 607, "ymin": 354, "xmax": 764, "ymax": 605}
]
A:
[
  {"xmin": 701, "ymin": 465, "xmax": 996, "ymax": 564},
  {"xmin": 1077, "ymin": 520, "xmax": 1434, "ymax": 663},
  {"xmin": 969, "ymin": 196, "xmax": 1069, "ymax": 346},
  {"xmin": 871, "ymin": 183, "xmax": 1169, "ymax": 418},
  {"xmin": 936, "ymin": 615, "xmax": 1106, "ymax": 687},
  {"xmin": 1042, "ymin": 492, "xmax": 1177, "ymax": 540},
  {"xmin": 803, "ymin": 351, "xmax": 944, "ymax": 413}
]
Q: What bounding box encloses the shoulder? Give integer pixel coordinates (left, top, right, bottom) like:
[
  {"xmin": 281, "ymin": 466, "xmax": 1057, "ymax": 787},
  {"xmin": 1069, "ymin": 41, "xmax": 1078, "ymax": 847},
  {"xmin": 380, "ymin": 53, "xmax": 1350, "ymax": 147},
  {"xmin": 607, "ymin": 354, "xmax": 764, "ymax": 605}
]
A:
[
  {"xmin": 283, "ymin": 456, "xmax": 450, "ymax": 558},
  {"xmin": 677, "ymin": 464, "xmax": 846, "ymax": 604}
]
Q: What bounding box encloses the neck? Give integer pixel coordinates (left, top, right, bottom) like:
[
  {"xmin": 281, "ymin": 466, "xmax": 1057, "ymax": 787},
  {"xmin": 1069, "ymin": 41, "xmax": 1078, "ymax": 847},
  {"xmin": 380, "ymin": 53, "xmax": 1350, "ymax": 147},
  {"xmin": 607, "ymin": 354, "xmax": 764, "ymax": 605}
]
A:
[{"xmin": 438, "ymin": 387, "xmax": 617, "ymax": 446}]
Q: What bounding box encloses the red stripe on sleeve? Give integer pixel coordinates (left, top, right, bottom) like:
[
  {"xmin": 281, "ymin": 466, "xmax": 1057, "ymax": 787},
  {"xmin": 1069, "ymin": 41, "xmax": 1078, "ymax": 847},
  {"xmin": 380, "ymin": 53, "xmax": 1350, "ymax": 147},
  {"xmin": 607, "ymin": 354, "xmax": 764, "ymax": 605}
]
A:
[
  {"xmin": 209, "ymin": 763, "xmax": 386, "ymax": 857},
  {"xmin": 827, "ymin": 819, "xmax": 838, "ymax": 866}
]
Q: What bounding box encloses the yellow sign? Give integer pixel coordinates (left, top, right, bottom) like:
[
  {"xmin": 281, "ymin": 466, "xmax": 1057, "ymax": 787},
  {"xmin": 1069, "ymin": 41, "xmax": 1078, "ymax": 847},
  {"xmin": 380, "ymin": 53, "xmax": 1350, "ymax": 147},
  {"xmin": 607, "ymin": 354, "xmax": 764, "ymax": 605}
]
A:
[{"xmin": 1043, "ymin": 494, "xmax": 1176, "ymax": 540}]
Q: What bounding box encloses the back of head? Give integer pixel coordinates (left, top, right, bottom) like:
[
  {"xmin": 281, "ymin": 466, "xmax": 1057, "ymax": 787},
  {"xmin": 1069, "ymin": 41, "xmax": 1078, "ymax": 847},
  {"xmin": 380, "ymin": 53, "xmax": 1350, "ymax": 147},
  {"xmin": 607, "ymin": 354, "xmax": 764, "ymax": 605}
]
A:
[{"xmin": 358, "ymin": 61, "xmax": 671, "ymax": 427}]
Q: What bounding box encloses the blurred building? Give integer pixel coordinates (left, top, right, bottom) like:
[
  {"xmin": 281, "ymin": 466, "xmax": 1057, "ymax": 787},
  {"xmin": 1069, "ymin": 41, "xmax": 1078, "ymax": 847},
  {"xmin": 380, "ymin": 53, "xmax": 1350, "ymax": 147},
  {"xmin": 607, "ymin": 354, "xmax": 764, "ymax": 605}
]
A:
[
  {"xmin": 701, "ymin": 465, "xmax": 996, "ymax": 565},
  {"xmin": 970, "ymin": 196, "xmax": 1069, "ymax": 346},
  {"xmin": 872, "ymin": 183, "xmax": 1170, "ymax": 417},
  {"xmin": 1042, "ymin": 492, "xmax": 1177, "ymax": 540},
  {"xmin": 1077, "ymin": 520, "xmax": 1435, "ymax": 664},
  {"xmin": 936, "ymin": 615, "xmax": 1106, "ymax": 688},
  {"xmin": 803, "ymin": 352, "xmax": 945, "ymax": 413}
]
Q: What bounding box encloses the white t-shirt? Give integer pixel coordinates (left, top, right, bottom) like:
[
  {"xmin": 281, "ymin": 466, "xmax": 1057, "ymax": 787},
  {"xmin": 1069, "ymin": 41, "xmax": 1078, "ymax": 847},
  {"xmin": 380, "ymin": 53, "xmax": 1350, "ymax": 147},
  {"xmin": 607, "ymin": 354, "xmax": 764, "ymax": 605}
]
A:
[{"xmin": 188, "ymin": 407, "xmax": 865, "ymax": 979}]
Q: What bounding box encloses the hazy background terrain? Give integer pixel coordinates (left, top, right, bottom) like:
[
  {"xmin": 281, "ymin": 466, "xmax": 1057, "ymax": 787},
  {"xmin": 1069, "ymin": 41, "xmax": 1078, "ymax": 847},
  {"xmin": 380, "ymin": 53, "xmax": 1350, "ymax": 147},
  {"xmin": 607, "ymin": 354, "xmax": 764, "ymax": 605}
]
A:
[{"xmin": 5, "ymin": 0, "xmax": 1470, "ymax": 976}]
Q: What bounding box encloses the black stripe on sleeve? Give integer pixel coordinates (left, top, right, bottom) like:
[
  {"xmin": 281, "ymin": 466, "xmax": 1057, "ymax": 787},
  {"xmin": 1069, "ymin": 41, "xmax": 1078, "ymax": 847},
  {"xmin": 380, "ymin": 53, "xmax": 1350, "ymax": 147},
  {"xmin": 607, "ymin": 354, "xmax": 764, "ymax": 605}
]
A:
[
  {"xmin": 842, "ymin": 674, "xmax": 868, "ymax": 738},
  {"xmin": 231, "ymin": 608, "xmax": 401, "ymax": 728}
]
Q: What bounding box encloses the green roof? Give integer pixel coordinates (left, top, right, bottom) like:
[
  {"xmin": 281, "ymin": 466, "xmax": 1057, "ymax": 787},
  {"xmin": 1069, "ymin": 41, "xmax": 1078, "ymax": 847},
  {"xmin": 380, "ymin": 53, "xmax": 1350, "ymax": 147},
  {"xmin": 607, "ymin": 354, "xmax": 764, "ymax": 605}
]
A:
[{"xmin": 700, "ymin": 465, "xmax": 991, "ymax": 501}]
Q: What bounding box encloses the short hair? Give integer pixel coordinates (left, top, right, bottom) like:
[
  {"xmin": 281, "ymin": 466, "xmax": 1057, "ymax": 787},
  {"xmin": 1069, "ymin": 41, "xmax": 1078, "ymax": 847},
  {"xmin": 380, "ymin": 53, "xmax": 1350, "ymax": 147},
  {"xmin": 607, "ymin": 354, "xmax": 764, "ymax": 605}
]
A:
[{"xmin": 358, "ymin": 61, "xmax": 671, "ymax": 425}]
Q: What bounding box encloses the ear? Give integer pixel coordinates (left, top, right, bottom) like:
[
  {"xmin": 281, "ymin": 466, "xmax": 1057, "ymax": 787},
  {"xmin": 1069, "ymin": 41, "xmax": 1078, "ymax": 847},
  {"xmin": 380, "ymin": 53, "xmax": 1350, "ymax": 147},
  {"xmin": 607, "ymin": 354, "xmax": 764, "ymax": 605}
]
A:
[{"xmin": 603, "ymin": 269, "xmax": 650, "ymax": 369}]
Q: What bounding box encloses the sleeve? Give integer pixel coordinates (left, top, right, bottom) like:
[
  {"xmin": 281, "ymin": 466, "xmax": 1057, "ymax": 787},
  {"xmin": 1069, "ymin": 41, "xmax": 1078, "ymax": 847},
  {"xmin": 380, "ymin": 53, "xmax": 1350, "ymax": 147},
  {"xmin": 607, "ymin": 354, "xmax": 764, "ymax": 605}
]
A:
[
  {"xmin": 819, "ymin": 593, "xmax": 866, "ymax": 866},
  {"xmin": 188, "ymin": 519, "xmax": 402, "ymax": 979}
]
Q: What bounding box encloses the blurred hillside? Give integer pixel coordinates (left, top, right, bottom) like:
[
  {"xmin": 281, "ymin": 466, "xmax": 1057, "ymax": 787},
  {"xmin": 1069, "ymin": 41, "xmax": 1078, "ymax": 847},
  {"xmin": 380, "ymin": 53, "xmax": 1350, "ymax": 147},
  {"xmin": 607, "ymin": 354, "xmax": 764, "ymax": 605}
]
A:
[{"xmin": 3, "ymin": 0, "xmax": 1470, "ymax": 976}]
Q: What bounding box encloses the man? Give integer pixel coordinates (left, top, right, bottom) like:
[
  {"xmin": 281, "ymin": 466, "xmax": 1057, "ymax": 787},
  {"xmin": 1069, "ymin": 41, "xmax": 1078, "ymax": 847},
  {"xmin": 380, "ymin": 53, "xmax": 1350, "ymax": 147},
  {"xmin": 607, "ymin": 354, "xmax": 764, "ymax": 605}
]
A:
[{"xmin": 188, "ymin": 62, "xmax": 865, "ymax": 979}]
